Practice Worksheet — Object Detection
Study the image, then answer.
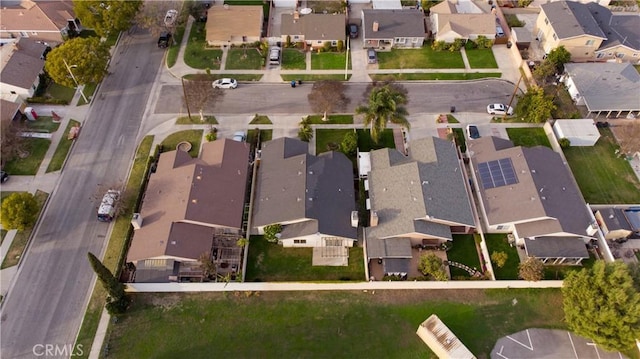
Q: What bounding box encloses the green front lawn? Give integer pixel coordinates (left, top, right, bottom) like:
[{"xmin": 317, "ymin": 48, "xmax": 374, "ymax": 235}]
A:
[
  {"xmin": 448, "ymin": 234, "xmax": 482, "ymax": 278},
  {"xmin": 506, "ymin": 127, "xmax": 551, "ymax": 148},
  {"xmin": 175, "ymin": 115, "xmax": 218, "ymax": 124},
  {"xmin": 247, "ymin": 129, "xmax": 272, "ymax": 145},
  {"xmin": 24, "ymin": 116, "xmax": 60, "ymax": 133},
  {"xmin": 484, "ymin": 234, "xmax": 520, "ymax": 280},
  {"xmin": 184, "ymin": 22, "xmax": 223, "ymax": 70},
  {"xmin": 166, "ymin": 25, "xmax": 186, "ymax": 68},
  {"xmin": 451, "ymin": 128, "xmax": 466, "ymax": 153},
  {"xmin": 245, "ymin": 236, "xmax": 365, "ymax": 281},
  {"xmin": 281, "ymin": 74, "xmax": 350, "ymax": 81},
  {"xmin": 225, "ymin": 48, "xmax": 264, "ymax": 70},
  {"xmin": 183, "ymin": 73, "xmax": 262, "ymax": 81},
  {"xmin": 249, "ymin": 115, "xmax": 272, "ymax": 125},
  {"xmin": 308, "ymin": 114, "xmax": 353, "ymax": 124},
  {"xmin": 105, "ymin": 288, "xmax": 565, "ymax": 358},
  {"xmin": 45, "ymin": 82, "xmax": 75, "ymax": 104},
  {"xmin": 77, "ymin": 83, "xmax": 98, "ymax": 106},
  {"xmin": 282, "ymin": 48, "xmax": 307, "ymax": 70},
  {"xmin": 311, "ymin": 52, "xmax": 350, "ymax": 70},
  {"xmin": 3, "ymin": 138, "xmax": 51, "ymax": 175},
  {"xmin": 370, "ymin": 73, "xmax": 501, "ymax": 81},
  {"xmin": 563, "ymin": 128, "xmax": 640, "ymax": 203},
  {"xmin": 160, "ymin": 130, "xmax": 203, "ymax": 158},
  {"xmin": 315, "ymin": 129, "xmax": 352, "ymax": 154},
  {"xmin": 376, "ymin": 46, "xmax": 465, "ymax": 69},
  {"xmin": 46, "ymin": 120, "xmax": 80, "ymax": 173},
  {"xmin": 1, "ymin": 190, "xmax": 48, "ymax": 269},
  {"xmin": 465, "ymin": 48, "xmax": 498, "ymax": 69}
]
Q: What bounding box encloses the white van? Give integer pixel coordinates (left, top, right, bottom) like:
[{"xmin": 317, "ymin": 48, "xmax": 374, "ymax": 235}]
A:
[{"xmin": 269, "ymin": 47, "xmax": 281, "ymax": 65}]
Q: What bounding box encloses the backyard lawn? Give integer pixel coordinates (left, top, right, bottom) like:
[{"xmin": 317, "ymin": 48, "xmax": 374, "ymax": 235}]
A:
[
  {"xmin": 563, "ymin": 128, "xmax": 640, "ymax": 203},
  {"xmin": 2, "ymin": 138, "xmax": 51, "ymax": 175},
  {"xmin": 315, "ymin": 129, "xmax": 352, "ymax": 154},
  {"xmin": 376, "ymin": 47, "xmax": 465, "ymax": 69},
  {"xmin": 104, "ymin": 288, "xmax": 566, "ymax": 358},
  {"xmin": 245, "ymin": 236, "xmax": 365, "ymax": 281},
  {"xmin": 506, "ymin": 127, "xmax": 551, "ymax": 148},
  {"xmin": 225, "ymin": 48, "xmax": 264, "ymax": 70},
  {"xmin": 465, "ymin": 48, "xmax": 498, "ymax": 69},
  {"xmin": 184, "ymin": 22, "xmax": 222, "ymax": 70},
  {"xmin": 311, "ymin": 52, "xmax": 350, "ymax": 70},
  {"xmin": 448, "ymin": 234, "xmax": 482, "ymax": 278},
  {"xmin": 282, "ymin": 48, "xmax": 306, "ymax": 70},
  {"xmin": 160, "ymin": 130, "xmax": 203, "ymax": 158},
  {"xmin": 484, "ymin": 234, "xmax": 520, "ymax": 280}
]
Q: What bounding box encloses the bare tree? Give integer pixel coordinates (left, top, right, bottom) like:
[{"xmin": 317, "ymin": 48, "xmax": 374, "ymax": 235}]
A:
[
  {"xmin": 198, "ymin": 252, "xmax": 217, "ymax": 279},
  {"xmin": 615, "ymin": 121, "xmax": 640, "ymax": 156},
  {"xmin": 183, "ymin": 77, "xmax": 223, "ymax": 122},
  {"xmin": 0, "ymin": 120, "xmax": 27, "ymax": 165},
  {"xmin": 134, "ymin": 1, "xmax": 185, "ymax": 36},
  {"xmin": 307, "ymin": 80, "xmax": 350, "ymax": 120}
]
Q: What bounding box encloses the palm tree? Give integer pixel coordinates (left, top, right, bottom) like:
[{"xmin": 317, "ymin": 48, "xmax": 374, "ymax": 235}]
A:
[
  {"xmin": 356, "ymin": 84, "xmax": 410, "ymax": 143},
  {"xmin": 298, "ymin": 116, "xmax": 313, "ymax": 142}
]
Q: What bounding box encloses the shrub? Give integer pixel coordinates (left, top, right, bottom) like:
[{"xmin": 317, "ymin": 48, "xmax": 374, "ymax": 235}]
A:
[
  {"xmin": 340, "ymin": 131, "xmax": 358, "ymax": 156},
  {"xmin": 431, "ymin": 41, "xmax": 448, "ymax": 51},
  {"xmin": 336, "ymin": 40, "xmax": 344, "ymax": 52},
  {"xmin": 264, "ymin": 224, "xmax": 282, "ymax": 242},
  {"xmin": 474, "ymin": 35, "xmax": 493, "ymax": 49},
  {"xmin": 26, "ymin": 97, "xmax": 69, "ymax": 105},
  {"xmin": 558, "ymin": 137, "xmax": 571, "ymax": 148}
]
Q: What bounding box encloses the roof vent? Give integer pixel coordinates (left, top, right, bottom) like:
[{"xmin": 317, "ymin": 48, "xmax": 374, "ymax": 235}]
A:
[
  {"xmin": 531, "ymin": 169, "xmax": 536, "ymax": 173},
  {"xmin": 297, "ymin": 197, "xmax": 302, "ymax": 202},
  {"xmin": 530, "ymin": 197, "xmax": 535, "ymax": 201},
  {"xmin": 541, "ymin": 196, "xmax": 546, "ymax": 200},
  {"xmin": 373, "ymin": 21, "xmax": 379, "ymax": 32},
  {"xmin": 422, "ymin": 180, "xmax": 428, "ymax": 185},
  {"xmin": 309, "ymin": 170, "xmax": 314, "ymax": 175},
  {"xmin": 298, "ymin": 171, "xmax": 302, "ymax": 175},
  {"xmin": 196, "ymin": 175, "xmax": 202, "ymax": 180},
  {"xmin": 192, "ymin": 199, "xmax": 198, "ymax": 203},
  {"xmin": 308, "ymin": 197, "xmax": 313, "ymax": 201},
  {"xmin": 171, "ymin": 241, "xmax": 177, "ymax": 245},
  {"xmin": 609, "ymin": 214, "xmax": 614, "ymax": 219}
]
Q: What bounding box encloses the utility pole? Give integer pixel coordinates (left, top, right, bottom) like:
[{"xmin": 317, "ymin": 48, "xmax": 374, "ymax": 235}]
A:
[
  {"xmin": 504, "ymin": 73, "xmax": 523, "ymax": 122},
  {"xmin": 181, "ymin": 77, "xmax": 192, "ymax": 119},
  {"xmin": 62, "ymin": 58, "xmax": 89, "ymax": 103}
]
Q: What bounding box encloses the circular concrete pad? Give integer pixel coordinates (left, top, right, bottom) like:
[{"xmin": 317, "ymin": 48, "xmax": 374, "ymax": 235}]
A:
[{"xmin": 491, "ymin": 329, "xmax": 627, "ymax": 359}]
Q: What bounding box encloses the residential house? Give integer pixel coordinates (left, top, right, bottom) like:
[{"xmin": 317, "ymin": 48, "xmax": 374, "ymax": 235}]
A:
[
  {"xmin": 252, "ymin": 137, "xmax": 357, "ymax": 248},
  {"xmin": 468, "ymin": 136, "xmax": 594, "ymax": 265},
  {"xmin": 562, "ymin": 62, "xmax": 640, "ymax": 117},
  {"xmin": 205, "ymin": 5, "xmax": 263, "ymax": 47},
  {"xmin": 126, "ymin": 139, "xmax": 250, "ymax": 282},
  {"xmin": 365, "ymin": 137, "xmax": 475, "ymax": 278},
  {"xmin": 0, "ymin": 99, "xmax": 23, "ymax": 123},
  {"xmin": 0, "ymin": 37, "xmax": 49, "ymax": 101},
  {"xmin": 361, "ymin": 9, "xmax": 426, "ymax": 50},
  {"xmin": 280, "ymin": 13, "xmax": 345, "ymax": 49},
  {"xmin": 534, "ymin": 1, "xmax": 640, "ymax": 63},
  {"xmin": 593, "ymin": 207, "xmax": 638, "ymax": 242},
  {"xmin": 0, "ymin": 0, "xmax": 78, "ymax": 44},
  {"xmin": 430, "ymin": 0, "xmax": 496, "ymax": 43}
]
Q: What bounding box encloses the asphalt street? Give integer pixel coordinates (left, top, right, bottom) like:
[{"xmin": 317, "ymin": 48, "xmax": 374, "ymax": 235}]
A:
[{"xmin": 0, "ymin": 27, "xmax": 164, "ymax": 358}]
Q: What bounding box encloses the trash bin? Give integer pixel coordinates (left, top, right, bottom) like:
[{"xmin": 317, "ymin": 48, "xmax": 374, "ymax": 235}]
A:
[
  {"xmin": 450, "ymin": 106, "xmax": 456, "ymax": 113},
  {"xmin": 298, "ymin": 80, "xmax": 302, "ymax": 85},
  {"xmin": 290, "ymin": 80, "xmax": 296, "ymax": 88},
  {"xmin": 506, "ymin": 41, "xmax": 512, "ymax": 49}
]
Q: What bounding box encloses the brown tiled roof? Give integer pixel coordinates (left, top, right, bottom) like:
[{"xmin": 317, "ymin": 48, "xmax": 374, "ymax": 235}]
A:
[
  {"xmin": 127, "ymin": 139, "xmax": 250, "ymax": 263},
  {"xmin": 0, "ymin": 0, "xmax": 74, "ymax": 33}
]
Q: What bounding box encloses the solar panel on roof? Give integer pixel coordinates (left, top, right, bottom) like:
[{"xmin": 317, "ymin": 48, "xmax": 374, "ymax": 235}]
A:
[{"xmin": 477, "ymin": 158, "xmax": 518, "ymax": 189}]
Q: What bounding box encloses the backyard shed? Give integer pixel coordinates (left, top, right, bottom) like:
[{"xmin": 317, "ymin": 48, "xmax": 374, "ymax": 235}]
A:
[
  {"xmin": 511, "ymin": 27, "xmax": 531, "ymax": 50},
  {"xmin": 416, "ymin": 314, "xmax": 476, "ymax": 359},
  {"xmin": 552, "ymin": 119, "xmax": 601, "ymax": 146}
]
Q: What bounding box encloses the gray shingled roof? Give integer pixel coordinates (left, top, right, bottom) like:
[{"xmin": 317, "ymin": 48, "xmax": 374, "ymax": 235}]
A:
[
  {"xmin": 469, "ymin": 137, "xmax": 593, "ymax": 238},
  {"xmin": 540, "ymin": 1, "xmax": 605, "ymax": 40},
  {"xmin": 524, "ymin": 237, "xmax": 589, "ymax": 259},
  {"xmin": 362, "ymin": 9, "xmax": 425, "ymax": 39},
  {"xmin": 564, "ymin": 62, "xmax": 640, "ymax": 113},
  {"xmin": 366, "ymin": 237, "xmax": 412, "ymax": 259},
  {"xmin": 367, "ymin": 137, "xmax": 475, "ymax": 240},
  {"xmin": 384, "ymin": 258, "xmax": 410, "ymax": 275},
  {"xmin": 252, "ymin": 138, "xmax": 357, "ymax": 240},
  {"xmin": 587, "ymin": 3, "xmax": 640, "ymax": 52},
  {"xmin": 0, "ymin": 38, "xmax": 47, "ymax": 89}
]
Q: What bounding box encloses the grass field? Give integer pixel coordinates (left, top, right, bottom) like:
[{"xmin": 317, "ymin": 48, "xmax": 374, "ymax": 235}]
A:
[
  {"xmin": 356, "ymin": 129, "xmax": 396, "ymax": 151},
  {"xmin": 182, "ymin": 74, "xmax": 262, "ymax": 81},
  {"xmin": 563, "ymin": 128, "xmax": 640, "ymax": 203},
  {"xmin": 1, "ymin": 191, "xmax": 48, "ymax": 269},
  {"xmin": 448, "ymin": 235, "xmax": 482, "ymax": 278},
  {"xmin": 282, "ymin": 48, "xmax": 306, "ymax": 70},
  {"xmin": 315, "ymin": 129, "xmax": 352, "ymax": 154},
  {"xmin": 451, "ymin": 128, "xmax": 466, "ymax": 153},
  {"xmin": 377, "ymin": 47, "xmax": 465, "ymax": 69},
  {"xmin": 506, "ymin": 127, "xmax": 551, "ymax": 148},
  {"xmin": 245, "ymin": 236, "xmax": 364, "ymax": 282},
  {"xmin": 225, "ymin": 48, "xmax": 264, "ymax": 70},
  {"xmin": 247, "ymin": 129, "xmax": 272, "ymax": 145},
  {"xmin": 166, "ymin": 25, "xmax": 185, "ymax": 68},
  {"xmin": 484, "ymin": 234, "xmax": 520, "ymax": 280},
  {"xmin": 307, "ymin": 114, "xmax": 353, "ymax": 124},
  {"xmin": 104, "ymin": 288, "xmax": 566, "ymax": 358},
  {"xmin": 184, "ymin": 22, "xmax": 222, "ymax": 70},
  {"xmin": 24, "ymin": 116, "xmax": 60, "ymax": 133},
  {"xmin": 311, "ymin": 52, "xmax": 351, "ymax": 70},
  {"xmin": 45, "ymin": 82, "xmax": 75, "ymax": 104},
  {"xmin": 3, "ymin": 138, "xmax": 51, "ymax": 175},
  {"xmin": 281, "ymin": 74, "xmax": 351, "ymax": 81},
  {"xmin": 175, "ymin": 115, "xmax": 218, "ymax": 125},
  {"xmin": 249, "ymin": 115, "xmax": 272, "ymax": 125},
  {"xmin": 77, "ymin": 83, "xmax": 98, "ymax": 106},
  {"xmin": 160, "ymin": 130, "xmax": 203, "ymax": 158},
  {"xmin": 465, "ymin": 48, "xmax": 499, "ymax": 69},
  {"xmin": 370, "ymin": 73, "xmax": 501, "ymax": 81},
  {"xmin": 47, "ymin": 120, "xmax": 80, "ymax": 172}
]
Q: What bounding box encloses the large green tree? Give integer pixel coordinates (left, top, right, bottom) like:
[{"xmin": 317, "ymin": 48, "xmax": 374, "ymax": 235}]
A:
[
  {"xmin": 73, "ymin": 0, "xmax": 142, "ymax": 37},
  {"xmin": 0, "ymin": 192, "xmax": 39, "ymax": 231},
  {"xmin": 356, "ymin": 84, "xmax": 410, "ymax": 143},
  {"xmin": 515, "ymin": 86, "xmax": 556, "ymax": 123},
  {"xmin": 45, "ymin": 37, "xmax": 110, "ymax": 88},
  {"xmin": 546, "ymin": 46, "xmax": 571, "ymax": 72},
  {"xmin": 418, "ymin": 253, "xmax": 448, "ymax": 281},
  {"xmin": 87, "ymin": 252, "xmax": 128, "ymax": 314},
  {"xmin": 563, "ymin": 261, "xmax": 640, "ymax": 352}
]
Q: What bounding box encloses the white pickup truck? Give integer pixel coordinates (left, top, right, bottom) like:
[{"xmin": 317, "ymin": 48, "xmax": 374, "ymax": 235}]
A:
[{"xmin": 97, "ymin": 190, "xmax": 120, "ymax": 222}]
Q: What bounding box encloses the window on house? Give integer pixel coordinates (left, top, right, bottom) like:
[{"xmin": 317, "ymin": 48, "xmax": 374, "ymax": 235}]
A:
[
  {"xmin": 412, "ymin": 37, "xmax": 420, "ymax": 43},
  {"xmin": 317, "ymin": 41, "xmax": 322, "ymax": 44},
  {"xmin": 331, "ymin": 40, "xmax": 337, "ymax": 46},
  {"xmin": 552, "ymin": 33, "xmax": 557, "ymax": 41},
  {"xmin": 616, "ymin": 53, "xmax": 624, "ymax": 58},
  {"xmin": 294, "ymin": 239, "xmax": 306, "ymax": 244},
  {"xmin": 293, "ymin": 35, "xmax": 300, "ymax": 40},
  {"xmin": 633, "ymin": 53, "xmax": 639, "ymax": 57},
  {"xmin": 31, "ymin": 32, "xmax": 38, "ymax": 35},
  {"xmin": 607, "ymin": 52, "xmax": 613, "ymax": 56},
  {"xmin": 395, "ymin": 37, "xmax": 406, "ymax": 44},
  {"xmin": 496, "ymin": 225, "xmax": 508, "ymax": 230},
  {"xmin": 544, "ymin": 18, "xmax": 549, "ymax": 25},
  {"xmin": 596, "ymin": 53, "xmax": 605, "ymax": 58},
  {"xmin": 19, "ymin": 31, "xmax": 28, "ymax": 37},
  {"xmin": 585, "ymin": 39, "xmax": 594, "ymax": 46},
  {"xmin": 10, "ymin": 91, "xmax": 16, "ymax": 95}
]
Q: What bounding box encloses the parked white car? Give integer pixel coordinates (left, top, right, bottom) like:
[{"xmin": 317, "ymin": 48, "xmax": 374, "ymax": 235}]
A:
[
  {"xmin": 212, "ymin": 78, "xmax": 238, "ymax": 89},
  {"xmin": 486, "ymin": 103, "xmax": 513, "ymax": 115},
  {"xmin": 232, "ymin": 131, "xmax": 246, "ymax": 142}
]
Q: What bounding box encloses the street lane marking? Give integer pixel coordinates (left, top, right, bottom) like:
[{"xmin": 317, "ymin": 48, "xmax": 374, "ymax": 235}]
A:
[{"xmin": 567, "ymin": 332, "xmax": 579, "ymax": 359}]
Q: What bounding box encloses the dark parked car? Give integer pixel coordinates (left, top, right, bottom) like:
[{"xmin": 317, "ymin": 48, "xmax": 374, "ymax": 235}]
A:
[
  {"xmin": 348, "ymin": 24, "xmax": 359, "ymax": 39},
  {"xmin": 157, "ymin": 32, "xmax": 172, "ymax": 48},
  {"xmin": 596, "ymin": 121, "xmax": 610, "ymax": 128},
  {"xmin": 1, "ymin": 171, "xmax": 8, "ymax": 183},
  {"xmin": 466, "ymin": 125, "xmax": 480, "ymax": 140}
]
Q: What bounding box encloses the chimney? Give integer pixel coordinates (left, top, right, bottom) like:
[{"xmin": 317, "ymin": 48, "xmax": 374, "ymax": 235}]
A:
[
  {"xmin": 370, "ymin": 211, "xmax": 379, "ymax": 227},
  {"xmin": 372, "ymin": 21, "xmax": 379, "ymax": 32},
  {"xmin": 131, "ymin": 213, "xmax": 143, "ymax": 230}
]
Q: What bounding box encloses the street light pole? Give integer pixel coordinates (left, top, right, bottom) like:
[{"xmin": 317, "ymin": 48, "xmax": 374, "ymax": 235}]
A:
[{"xmin": 62, "ymin": 58, "xmax": 89, "ymax": 103}]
